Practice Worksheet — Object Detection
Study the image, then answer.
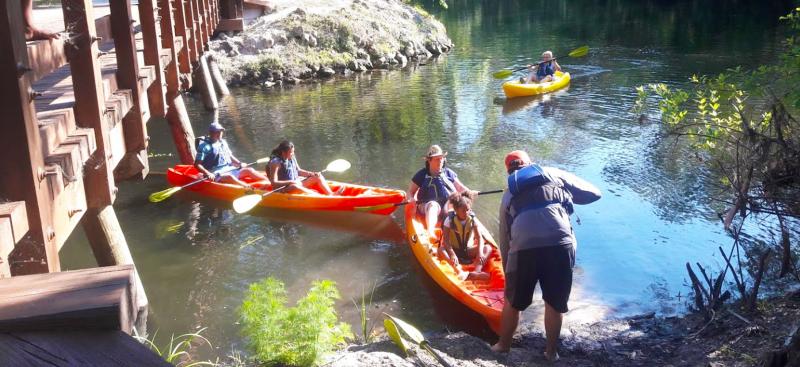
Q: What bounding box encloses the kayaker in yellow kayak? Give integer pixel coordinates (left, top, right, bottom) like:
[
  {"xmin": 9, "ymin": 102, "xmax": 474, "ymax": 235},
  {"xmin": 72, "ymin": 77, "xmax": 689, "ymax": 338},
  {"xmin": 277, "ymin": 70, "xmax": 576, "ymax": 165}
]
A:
[
  {"xmin": 194, "ymin": 122, "xmax": 268, "ymax": 187},
  {"xmin": 266, "ymin": 140, "xmax": 336, "ymax": 196},
  {"xmin": 438, "ymin": 191, "xmax": 492, "ymax": 281},
  {"xmin": 408, "ymin": 145, "xmax": 474, "ymax": 240},
  {"xmin": 521, "ymin": 51, "xmax": 561, "ymax": 84}
]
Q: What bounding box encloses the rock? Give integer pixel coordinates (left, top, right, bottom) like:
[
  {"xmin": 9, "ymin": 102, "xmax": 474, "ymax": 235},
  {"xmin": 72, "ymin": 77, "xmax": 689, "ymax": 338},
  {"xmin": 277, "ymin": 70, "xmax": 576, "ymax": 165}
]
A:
[
  {"xmin": 284, "ymin": 76, "xmax": 299, "ymax": 84},
  {"xmin": 356, "ymin": 48, "xmax": 370, "ymax": 61},
  {"xmin": 298, "ymin": 67, "xmax": 314, "ymax": 79},
  {"xmin": 291, "ymin": 7, "xmax": 306, "ymax": 17},
  {"xmin": 261, "ymin": 81, "xmax": 276, "ymax": 89},
  {"xmin": 302, "ymin": 33, "xmax": 317, "ymax": 47},
  {"xmin": 348, "ymin": 59, "xmax": 367, "ymax": 72},
  {"xmin": 426, "ymin": 42, "xmax": 442, "ymax": 55},
  {"xmin": 395, "ymin": 52, "xmax": 407, "ymax": 67},
  {"xmin": 317, "ymin": 67, "xmax": 335, "ymax": 78}
]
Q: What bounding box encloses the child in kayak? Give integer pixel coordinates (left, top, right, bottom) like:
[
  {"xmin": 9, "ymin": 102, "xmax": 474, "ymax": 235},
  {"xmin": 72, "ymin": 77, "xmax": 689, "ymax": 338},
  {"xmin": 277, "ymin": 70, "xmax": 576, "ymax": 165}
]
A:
[
  {"xmin": 521, "ymin": 50, "xmax": 561, "ymax": 84},
  {"xmin": 438, "ymin": 191, "xmax": 492, "ymax": 281}
]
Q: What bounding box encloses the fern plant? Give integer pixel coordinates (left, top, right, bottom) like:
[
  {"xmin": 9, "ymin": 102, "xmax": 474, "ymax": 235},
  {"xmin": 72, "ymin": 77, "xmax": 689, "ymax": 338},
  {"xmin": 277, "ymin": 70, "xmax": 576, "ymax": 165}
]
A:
[{"xmin": 240, "ymin": 277, "xmax": 352, "ymax": 366}]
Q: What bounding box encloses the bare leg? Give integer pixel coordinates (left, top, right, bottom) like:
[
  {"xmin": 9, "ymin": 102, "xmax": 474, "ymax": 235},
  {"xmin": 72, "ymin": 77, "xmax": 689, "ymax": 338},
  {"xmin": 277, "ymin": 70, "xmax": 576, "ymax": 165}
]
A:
[
  {"xmin": 217, "ymin": 174, "xmax": 251, "ymax": 188},
  {"xmin": 543, "ymin": 302, "xmax": 563, "ymax": 361},
  {"xmin": 491, "ymin": 300, "xmax": 520, "ymax": 352},
  {"xmin": 23, "ymin": 0, "xmax": 60, "ymax": 41},
  {"xmin": 238, "ymin": 167, "xmax": 268, "ymax": 182},
  {"xmin": 423, "ymin": 201, "xmax": 441, "ymax": 240}
]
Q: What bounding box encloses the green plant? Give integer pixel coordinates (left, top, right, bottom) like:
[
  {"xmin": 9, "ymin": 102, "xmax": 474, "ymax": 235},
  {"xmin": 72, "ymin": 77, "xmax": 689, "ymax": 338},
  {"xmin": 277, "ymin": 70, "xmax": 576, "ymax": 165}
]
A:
[
  {"xmin": 133, "ymin": 327, "xmax": 217, "ymax": 366},
  {"xmin": 240, "ymin": 277, "xmax": 352, "ymax": 367},
  {"xmin": 351, "ymin": 282, "xmax": 377, "ymax": 344}
]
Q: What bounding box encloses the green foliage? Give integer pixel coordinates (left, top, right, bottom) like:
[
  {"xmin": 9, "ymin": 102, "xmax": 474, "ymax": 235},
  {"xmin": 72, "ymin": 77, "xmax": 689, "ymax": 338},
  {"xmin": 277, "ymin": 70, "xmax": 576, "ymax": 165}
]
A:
[
  {"xmin": 240, "ymin": 277, "xmax": 352, "ymax": 367},
  {"xmin": 351, "ymin": 283, "xmax": 377, "ymax": 344},
  {"xmin": 133, "ymin": 328, "xmax": 217, "ymax": 367}
]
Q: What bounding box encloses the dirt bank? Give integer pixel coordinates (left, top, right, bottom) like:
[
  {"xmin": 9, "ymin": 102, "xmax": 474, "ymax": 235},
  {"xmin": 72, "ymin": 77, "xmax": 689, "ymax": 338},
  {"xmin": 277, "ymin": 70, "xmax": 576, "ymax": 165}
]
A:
[
  {"xmin": 324, "ymin": 291, "xmax": 800, "ymax": 366},
  {"xmin": 208, "ymin": 0, "xmax": 453, "ymax": 87}
]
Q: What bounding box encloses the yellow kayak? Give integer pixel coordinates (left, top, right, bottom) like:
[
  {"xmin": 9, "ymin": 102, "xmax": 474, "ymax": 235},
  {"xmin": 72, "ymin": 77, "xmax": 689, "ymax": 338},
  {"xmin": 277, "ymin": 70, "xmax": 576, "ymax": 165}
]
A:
[{"xmin": 502, "ymin": 71, "xmax": 570, "ymax": 98}]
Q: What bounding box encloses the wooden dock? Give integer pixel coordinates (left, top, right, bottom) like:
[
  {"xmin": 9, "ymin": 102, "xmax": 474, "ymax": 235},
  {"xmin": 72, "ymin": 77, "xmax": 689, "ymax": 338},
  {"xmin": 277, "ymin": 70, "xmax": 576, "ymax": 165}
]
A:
[{"xmin": 1, "ymin": 0, "xmax": 246, "ymax": 363}]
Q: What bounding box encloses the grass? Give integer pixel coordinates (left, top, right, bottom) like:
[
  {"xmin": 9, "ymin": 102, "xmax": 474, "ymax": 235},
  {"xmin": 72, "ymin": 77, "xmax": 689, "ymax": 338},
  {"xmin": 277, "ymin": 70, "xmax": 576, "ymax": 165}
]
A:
[
  {"xmin": 133, "ymin": 327, "xmax": 218, "ymax": 367},
  {"xmin": 351, "ymin": 282, "xmax": 377, "ymax": 344}
]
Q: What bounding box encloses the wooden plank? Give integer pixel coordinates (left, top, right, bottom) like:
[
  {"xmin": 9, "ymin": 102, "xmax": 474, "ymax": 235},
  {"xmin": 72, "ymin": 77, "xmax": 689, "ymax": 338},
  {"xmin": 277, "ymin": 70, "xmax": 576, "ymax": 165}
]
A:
[
  {"xmin": 138, "ymin": 0, "xmax": 167, "ymax": 118},
  {"xmin": 188, "ymin": 0, "xmax": 201, "ymax": 62},
  {"xmin": 172, "ymin": 0, "xmax": 192, "ymax": 74},
  {"xmin": 0, "ymin": 0, "xmax": 57, "ymax": 274},
  {"xmin": 217, "ymin": 17, "xmax": 243, "ymax": 32},
  {"xmin": 0, "ymin": 202, "xmax": 30, "ymax": 247},
  {"xmin": 0, "ymin": 330, "xmax": 171, "ymax": 366},
  {"xmin": 26, "ymin": 39, "xmax": 68, "ymax": 83},
  {"xmin": 201, "ymin": 0, "xmax": 211, "ymax": 44},
  {"xmin": 63, "ymin": 0, "xmax": 116, "ymax": 209},
  {"xmin": 0, "ymin": 265, "xmax": 137, "ymax": 333},
  {"xmin": 159, "ymin": 0, "xmax": 181, "ymax": 95},
  {"xmin": 110, "ymin": 0, "xmax": 149, "ymax": 181}
]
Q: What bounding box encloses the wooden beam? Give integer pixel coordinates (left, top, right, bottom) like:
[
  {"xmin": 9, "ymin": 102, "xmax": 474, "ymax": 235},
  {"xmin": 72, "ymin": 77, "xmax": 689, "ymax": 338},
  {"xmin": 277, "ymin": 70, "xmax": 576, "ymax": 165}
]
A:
[
  {"xmin": 217, "ymin": 17, "xmax": 243, "ymax": 32},
  {"xmin": 171, "ymin": 0, "xmax": 191, "ymax": 75},
  {"xmin": 0, "ymin": 265, "xmax": 137, "ymax": 333},
  {"xmin": 0, "ymin": 202, "xmax": 28, "ymax": 278},
  {"xmin": 159, "ymin": 0, "xmax": 180, "ymax": 94},
  {"xmin": 62, "ymin": 0, "xmax": 116, "ymax": 209},
  {"xmin": 0, "ymin": 0, "xmax": 58, "ymax": 274},
  {"xmin": 139, "ymin": 0, "xmax": 168, "ymax": 118}
]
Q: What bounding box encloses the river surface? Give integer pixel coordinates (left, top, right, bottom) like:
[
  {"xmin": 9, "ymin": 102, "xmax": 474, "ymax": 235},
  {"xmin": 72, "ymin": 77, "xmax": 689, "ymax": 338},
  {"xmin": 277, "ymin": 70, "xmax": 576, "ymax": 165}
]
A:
[{"xmin": 61, "ymin": 0, "xmax": 794, "ymax": 357}]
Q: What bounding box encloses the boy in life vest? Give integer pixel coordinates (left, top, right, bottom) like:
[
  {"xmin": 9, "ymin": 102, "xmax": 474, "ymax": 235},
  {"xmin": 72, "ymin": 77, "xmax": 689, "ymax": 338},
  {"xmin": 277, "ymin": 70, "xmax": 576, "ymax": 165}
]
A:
[
  {"xmin": 437, "ymin": 191, "xmax": 492, "ymax": 281},
  {"xmin": 521, "ymin": 50, "xmax": 561, "ymax": 84}
]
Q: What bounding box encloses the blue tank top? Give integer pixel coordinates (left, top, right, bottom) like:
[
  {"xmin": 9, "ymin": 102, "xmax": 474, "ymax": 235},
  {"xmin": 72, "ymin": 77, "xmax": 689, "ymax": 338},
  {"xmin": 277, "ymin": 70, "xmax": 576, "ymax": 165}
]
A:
[
  {"xmin": 270, "ymin": 156, "xmax": 298, "ymax": 181},
  {"xmin": 196, "ymin": 138, "xmax": 233, "ymax": 172}
]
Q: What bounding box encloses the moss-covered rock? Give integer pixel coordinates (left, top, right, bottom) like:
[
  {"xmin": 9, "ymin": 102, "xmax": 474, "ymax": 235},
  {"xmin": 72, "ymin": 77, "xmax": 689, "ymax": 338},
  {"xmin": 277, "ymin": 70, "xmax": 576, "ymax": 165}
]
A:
[{"xmin": 208, "ymin": 0, "xmax": 452, "ymax": 87}]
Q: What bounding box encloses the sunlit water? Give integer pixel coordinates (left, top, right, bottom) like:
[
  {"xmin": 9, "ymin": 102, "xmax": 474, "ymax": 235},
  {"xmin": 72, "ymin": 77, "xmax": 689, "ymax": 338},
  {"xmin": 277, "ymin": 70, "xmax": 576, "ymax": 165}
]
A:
[{"xmin": 61, "ymin": 0, "xmax": 794, "ymax": 357}]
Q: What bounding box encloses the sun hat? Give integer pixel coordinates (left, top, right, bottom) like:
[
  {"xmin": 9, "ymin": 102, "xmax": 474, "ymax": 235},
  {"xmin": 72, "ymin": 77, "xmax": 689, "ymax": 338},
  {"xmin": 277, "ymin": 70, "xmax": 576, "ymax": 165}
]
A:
[
  {"xmin": 208, "ymin": 122, "xmax": 226, "ymax": 132},
  {"xmin": 425, "ymin": 145, "xmax": 448, "ymax": 159}
]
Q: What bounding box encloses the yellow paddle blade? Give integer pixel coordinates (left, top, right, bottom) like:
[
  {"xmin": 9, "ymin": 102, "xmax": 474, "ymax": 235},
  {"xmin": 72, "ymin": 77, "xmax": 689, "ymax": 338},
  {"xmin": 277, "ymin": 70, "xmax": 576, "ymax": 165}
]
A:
[
  {"xmin": 354, "ymin": 203, "xmax": 394, "ymax": 212},
  {"xmin": 384, "ymin": 313, "xmax": 425, "ymax": 345},
  {"xmin": 568, "ymin": 45, "xmax": 589, "ymax": 58},
  {"xmin": 492, "ymin": 69, "xmax": 514, "ymax": 79},
  {"xmin": 325, "ymin": 159, "xmax": 351, "ymax": 173},
  {"xmin": 232, "ymin": 193, "xmax": 263, "ymax": 213},
  {"xmin": 148, "ymin": 186, "xmax": 181, "ymax": 203},
  {"xmin": 384, "ymin": 319, "xmax": 410, "ymax": 356}
]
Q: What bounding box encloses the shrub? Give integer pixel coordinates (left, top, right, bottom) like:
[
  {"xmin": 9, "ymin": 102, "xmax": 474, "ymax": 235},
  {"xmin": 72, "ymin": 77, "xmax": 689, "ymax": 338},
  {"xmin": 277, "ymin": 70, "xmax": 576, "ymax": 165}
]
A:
[{"xmin": 240, "ymin": 277, "xmax": 352, "ymax": 366}]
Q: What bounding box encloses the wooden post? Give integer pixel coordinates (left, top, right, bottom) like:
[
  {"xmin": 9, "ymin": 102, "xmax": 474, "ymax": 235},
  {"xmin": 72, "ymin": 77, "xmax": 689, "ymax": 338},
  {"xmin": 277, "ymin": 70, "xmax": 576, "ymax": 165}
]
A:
[
  {"xmin": 110, "ymin": 0, "xmax": 150, "ymax": 181},
  {"xmin": 63, "ymin": 0, "xmax": 116, "ymax": 208},
  {"xmin": 208, "ymin": 55, "xmax": 230, "ymax": 96},
  {"xmin": 202, "ymin": 0, "xmax": 212, "ymax": 43},
  {"xmin": 161, "ymin": 0, "xmax": 196, "ymax": 164},
  {"xmin": 190, "ymin": 0, "xmax": 203, "ymax": 58},
  {"xmin": 81, "ymin": 206, "xmax": 148, "ymax": 312},
  {"xmin": 0, "ymin": 0, "xmax": 57, "ymax": 274},
  {"xmin": 159, "ymin": 0, "xmax": 180, "ymax": 92},
  {"xmin": 171, "ymin": 0, "xmax": 191, "ymax": 75},
  {"xmin": 138, "ymin": 0, "xmax": 168, "ymax": 118},
  {"xmin": 197, "ymin": 54, "xmax": 218, "ymax": 110},
  {"xmin": 166, "ymin": 95, "xmax": 197, "ymax": 164}
]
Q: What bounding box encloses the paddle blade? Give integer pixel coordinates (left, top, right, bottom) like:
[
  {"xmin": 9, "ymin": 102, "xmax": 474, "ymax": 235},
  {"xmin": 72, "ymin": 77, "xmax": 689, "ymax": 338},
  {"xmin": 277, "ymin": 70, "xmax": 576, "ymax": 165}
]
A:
[
  {"xmin": 325, "ymin": 159, "xmax": 351, "ymax": 173},
  {"xmin": 254, "ymin": 156, "xmax": 271, "ymax": 164},
  {"xmin": 384, "ymin": 319, "xmax": 410, "ymax": 356},
  {"xmin": 232, "ymin": 194, "xmax": 263, "ymax": 213},
  {"xmin": 568, "ymin": 45, "xmax": 589, "ymax": 58},
  {"xmin": 492, "ymin": 69, "xmax": 513, "ymax": 79},
  {"xmin": 384, "ymin": 313, "xmax": 425, "ymax": 345},
  {"xmin": 148, "ymin": 187, "xmax": 181, "ymax": 203}
]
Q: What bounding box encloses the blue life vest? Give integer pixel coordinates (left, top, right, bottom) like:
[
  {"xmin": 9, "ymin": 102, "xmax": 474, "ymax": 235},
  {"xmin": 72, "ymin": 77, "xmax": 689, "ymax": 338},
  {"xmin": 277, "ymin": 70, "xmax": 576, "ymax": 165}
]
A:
[
  {"xmin": 197, "ymin": 138, "xmax": 232, "ymax": 172},
  {"xmin": 270, "ymin": 156, "xmax": 299, "ymax": 181},
  {"xmin": 536, "ymin": 62, "xmax": 555, "ymax": 79},
  {"xmin": 415, "ymin": 168, "xmax": 457, "ymax": 205},
  {"xmin": 507, "ymin": 164, "xmax": 573, "ymax": 217}
]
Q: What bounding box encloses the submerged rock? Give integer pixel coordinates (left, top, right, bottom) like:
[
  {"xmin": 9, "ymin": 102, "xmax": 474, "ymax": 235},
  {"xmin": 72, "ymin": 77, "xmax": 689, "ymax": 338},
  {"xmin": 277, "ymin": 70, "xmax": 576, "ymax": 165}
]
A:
[{"xmin": 207, "ymin": 0, "xmax": 453, "ymax": 85}]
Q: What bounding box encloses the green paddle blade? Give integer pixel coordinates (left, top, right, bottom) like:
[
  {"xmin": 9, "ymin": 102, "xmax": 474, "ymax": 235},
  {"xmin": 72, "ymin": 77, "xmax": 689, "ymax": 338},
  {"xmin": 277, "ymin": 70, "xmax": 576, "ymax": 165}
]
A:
[
  {"xmin": 492, "ymin": 69, "xmax": 514, "ymax": 79},
  {"xmin": 325, "ymin": 159, "xmax": 351, "ymax": 173},
  {"xmin": 384, "ymin": 314, "xmax": 425, "ymax": 345},
  {"xmin": 568, "ymin": 45, "xmax": 589, "ymax": 58},
  {"xmin": 232, "ymin": 193, "xmax": 263, "ymax": 213},
  {"xmin": 148, "ymin": 186, "xmax": 181, "ymax": 203},
  {"xmin": 384, "ymin": 319, "xmax": 410, "ymax": 356}
]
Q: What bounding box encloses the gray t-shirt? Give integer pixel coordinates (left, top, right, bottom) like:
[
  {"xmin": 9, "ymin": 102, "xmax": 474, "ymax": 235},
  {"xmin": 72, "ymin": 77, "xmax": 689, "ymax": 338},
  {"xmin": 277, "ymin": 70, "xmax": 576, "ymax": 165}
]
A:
[{"xmin": 498, "ymin": 166, "xmax": 601, "ymax": 265}]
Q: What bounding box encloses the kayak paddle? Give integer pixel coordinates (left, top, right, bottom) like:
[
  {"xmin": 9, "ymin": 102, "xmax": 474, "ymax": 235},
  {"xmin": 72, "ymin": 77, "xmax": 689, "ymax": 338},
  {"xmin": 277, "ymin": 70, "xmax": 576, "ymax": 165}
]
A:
[
  {"xmin": 492, "ymin": 45, "xmax": 589, "ymax": 79},
  {"xmin": 231, "ymin": 159, "xmax": 352, "ymax": 214},
  {"xmin": 384, "ymin": 313, "xmax": 453, "ymax": 367},
  {"xmin": 148, "ymin": 157, "xmax": 271, "ymax": 203},
  {"xmin": 354, "ymin": 189, "xmax": 504, "ymax": 213}
]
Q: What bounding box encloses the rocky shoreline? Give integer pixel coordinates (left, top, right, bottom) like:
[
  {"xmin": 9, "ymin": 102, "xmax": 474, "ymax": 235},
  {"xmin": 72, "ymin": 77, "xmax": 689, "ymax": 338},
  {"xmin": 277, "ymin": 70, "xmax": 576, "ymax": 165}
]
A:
[
  {"xmin": 323, "ymin": 292, "xmax": 800, "ymax": 366},
  {"xmin": 207, "ymin": 0, "xmax": 453, "ymax": 88}
]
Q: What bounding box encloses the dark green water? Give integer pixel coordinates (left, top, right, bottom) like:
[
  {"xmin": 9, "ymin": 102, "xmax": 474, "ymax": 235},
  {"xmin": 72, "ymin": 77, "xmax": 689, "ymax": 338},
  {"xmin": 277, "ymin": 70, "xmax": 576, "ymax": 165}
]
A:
[{"xmin": 61, "ymin": 0, "xmax": 794, "ymax": 357}]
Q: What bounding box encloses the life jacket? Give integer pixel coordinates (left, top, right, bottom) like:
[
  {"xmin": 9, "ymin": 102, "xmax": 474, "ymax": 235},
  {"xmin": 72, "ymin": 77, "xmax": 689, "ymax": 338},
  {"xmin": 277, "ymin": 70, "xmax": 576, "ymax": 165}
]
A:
[
  {"xmin": 448, "ymin": 211, "xmax": 476, "ymax": 251},
  {"xmin": 536, "ymin": 62, "xmax": 555, "ymax": 79},
  {"xmin": 507, "ymin": 164, "xmax": 573, "ymax": 217},
  {"xmin": 197, "ymin": 137, "xmax": 232, "ymax": 171},
  {"xmin": 270, "ymin": 156, "xmax": 298, "ymax": 181},
  {"xmin": 418, "ymin": 169, "xmax": 457, "ymax": 205}
]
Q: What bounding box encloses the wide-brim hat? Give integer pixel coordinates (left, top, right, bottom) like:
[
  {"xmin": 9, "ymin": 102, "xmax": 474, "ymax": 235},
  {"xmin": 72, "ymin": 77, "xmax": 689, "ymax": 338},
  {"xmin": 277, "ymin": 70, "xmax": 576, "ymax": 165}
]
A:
[{"xmin": 425, "ymin": 144, "xmax": 448, "ymax": 159}]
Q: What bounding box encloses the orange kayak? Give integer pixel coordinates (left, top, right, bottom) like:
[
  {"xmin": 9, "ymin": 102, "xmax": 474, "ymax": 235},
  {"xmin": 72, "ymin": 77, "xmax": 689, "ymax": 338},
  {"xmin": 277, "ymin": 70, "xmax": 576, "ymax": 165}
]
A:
[
  {"xmin": 166, "ymin": 165, "xmax": 406, "ymax": 215},
  {"xmin": 404, "ymin": 202, "xmax": 506, "ymax": 333}
]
